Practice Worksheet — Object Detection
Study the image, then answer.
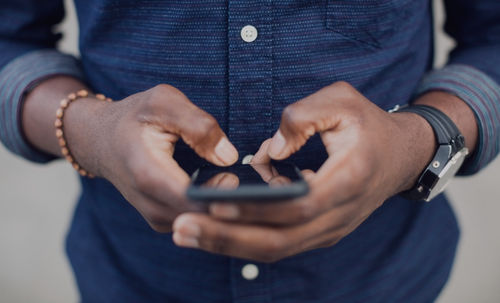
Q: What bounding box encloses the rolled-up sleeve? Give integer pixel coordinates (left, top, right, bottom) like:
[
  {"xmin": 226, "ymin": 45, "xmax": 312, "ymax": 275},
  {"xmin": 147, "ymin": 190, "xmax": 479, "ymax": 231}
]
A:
[
  {"xmin": 0, "ymin": 1, "xmax": 85, "ymax": 163},
  {"xmin": 414, "ymin": 0, "xmax": 500, "ymax": 175}
]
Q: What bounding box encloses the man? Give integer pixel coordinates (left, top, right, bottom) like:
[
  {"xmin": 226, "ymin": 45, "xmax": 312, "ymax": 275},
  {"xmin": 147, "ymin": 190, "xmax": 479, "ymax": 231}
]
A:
[{"xmin": 0, "ymin": 0, "xmax": 498, "ymax": 302}]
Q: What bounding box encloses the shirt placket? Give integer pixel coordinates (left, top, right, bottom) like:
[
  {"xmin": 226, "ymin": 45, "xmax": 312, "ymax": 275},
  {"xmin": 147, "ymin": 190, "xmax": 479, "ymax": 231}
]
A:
[
  {"xmin": 227, "ymin": 0, "xmax": 273, "ymax": 302},
  {"xmin": 227, "ymin": 0, "xmax": 273, "ymax": 157}
]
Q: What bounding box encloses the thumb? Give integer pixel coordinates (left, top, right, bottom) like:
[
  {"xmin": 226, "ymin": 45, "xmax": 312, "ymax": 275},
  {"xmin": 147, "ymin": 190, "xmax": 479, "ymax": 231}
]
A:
[
  {"xmin": 268, "ymin": 130, "xmax": 290, "ymax": 160},
  {"xmin": 169, "ymin": 104, "xmax": 238, "ymax": 167},
  {"xmin": 179, "ymin": 117, "xmax": 239, "ymax": 167},
  {"xmin": 146, "ymin": 84, "xmax": 239, "ymax": 167},
  {"xmin": 267, "ymin": 106, "xmax": 321, "ymax": 160},
  {"xmin": 267, "ymin": 87, "xmax": 342, "ymax": 160}
]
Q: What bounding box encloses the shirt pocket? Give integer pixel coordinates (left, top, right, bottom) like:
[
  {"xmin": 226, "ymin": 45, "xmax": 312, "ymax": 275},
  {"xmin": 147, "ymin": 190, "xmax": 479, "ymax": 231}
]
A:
[{"xmin": 325, "ymin": 0, "xmax": 417, "ymax": 49}]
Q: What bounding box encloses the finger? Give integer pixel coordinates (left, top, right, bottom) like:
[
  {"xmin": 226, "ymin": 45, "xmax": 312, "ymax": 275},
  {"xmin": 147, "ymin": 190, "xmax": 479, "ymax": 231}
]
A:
[
  {"xmin": 172, "ymin": 209, "xmax": 350, "ymax": 262},
  {"xmin": 204, "ymin": 172, "xmax": 230, "ymax": 187},
  {"xmin": 251, "ymin": 139, "xmax": 272, "ymax": 164},
  {"xmin": 268, "ymin": 175, "xmax": 292, "ymax": 187},
  {"xmin": 215, "ymin": 173, "xmax": 240, "ymax": 189},
  {"xmin": 250, "ymin": 162, "xmax": 275, "ymax": 183},
  {"xmin": 301, "ymin": 169, "xmax": 315, "ymax": 181},
  {"xmin": 178, "ymin": 113, "xmax": 238, "ymax": 167},
  {"xmin": 172, "ymin": 213, "xmax": 293, "ymax": 262},
  {"xmin": 151, "ymin": 85, "xmax": 239, "ymax": 166}
]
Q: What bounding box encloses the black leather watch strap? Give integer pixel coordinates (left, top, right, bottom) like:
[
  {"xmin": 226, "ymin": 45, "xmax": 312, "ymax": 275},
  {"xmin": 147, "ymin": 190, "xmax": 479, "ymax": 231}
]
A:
[{"xmin": 397, "ymin": 105, "xmax": 465, "ymax": 152}]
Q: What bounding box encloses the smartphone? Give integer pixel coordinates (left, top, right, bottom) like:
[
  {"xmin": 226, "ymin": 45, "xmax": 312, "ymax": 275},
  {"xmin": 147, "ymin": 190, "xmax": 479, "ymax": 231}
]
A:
[{"xmin": 186, "ymin": 161, "xmax": 309, "ymax": 202}]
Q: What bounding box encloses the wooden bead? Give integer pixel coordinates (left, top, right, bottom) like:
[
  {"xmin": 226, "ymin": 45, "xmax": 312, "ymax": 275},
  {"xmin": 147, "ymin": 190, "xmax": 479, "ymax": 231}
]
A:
[
  {"xmin": 60, "ymin": 99, "xmax": 69, "ymax": 108},
  {"xmin": 55, "ymin": 129, "xmax": 63, "ymax": 138},
  {"xmin": 72, "ymin": 163, "xmax": 80, "ymax": 170},
  {"xmin": 61, "ymin": 147, "xmax": 69, "ymax": 156},
  {"xmin": 77, "ymin": 90, "xmax": 89, "ymax": 97},
  {"xmin": 106, "ymin": 98, "xmax": 112, "ymax": 102},
  {"xmin": 78, "ymin": 169, "xmax": 87, "ymax": 177},
  {"xmin": 68, "ymin": 93, "xmax": 77, "ymax": 100},
  {"xmin": 56, "ymin": 108, "xmax": 64, "ymax": 118},
  {"xmin": 65, "ymin": 155, "xmax": 73, "ymax": 163},
  {"xmin": 54, "ymin": 119, "xmax": 62, "ymax": 128},
  {"xmin": 96, "ymin": 94, "xmax": 105, "ymax": 100},
  {"xmin": 58, "ymin": 138, "xmax": 66, "ymax": 147}
]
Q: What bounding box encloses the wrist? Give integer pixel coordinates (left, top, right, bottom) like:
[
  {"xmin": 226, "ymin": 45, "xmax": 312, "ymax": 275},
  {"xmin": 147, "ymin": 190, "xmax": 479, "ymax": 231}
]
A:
[
  {"xmin": 389, "ymin": 111, "xmax": 436, "ymax": 193},
  {"xmin": 63, "ymin": 96, "xmax": 114, "ymax": 177}
]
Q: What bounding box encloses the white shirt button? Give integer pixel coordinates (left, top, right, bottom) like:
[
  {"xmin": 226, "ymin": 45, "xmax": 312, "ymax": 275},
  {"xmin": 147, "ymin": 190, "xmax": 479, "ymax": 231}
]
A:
[
  {"xmin": 241, "ymin": 264, "xmax": 259, "ymax": 280},
  {"xmin": 241, "ymin": 154, "xmax": 254, "ymax": 165},
  {"xmin": 241, "ymin": 25, "xmax": 258, "ymax": 43}
]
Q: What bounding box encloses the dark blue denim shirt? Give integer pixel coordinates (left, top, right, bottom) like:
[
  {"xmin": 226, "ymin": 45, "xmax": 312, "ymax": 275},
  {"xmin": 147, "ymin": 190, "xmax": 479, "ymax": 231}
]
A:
[{"xmin": 1, "ymin": 1, "xmax": 499, "ymax": 302}]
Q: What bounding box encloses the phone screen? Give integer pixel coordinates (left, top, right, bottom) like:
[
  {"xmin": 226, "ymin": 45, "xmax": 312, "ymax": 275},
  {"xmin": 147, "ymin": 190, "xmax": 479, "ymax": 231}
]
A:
[
  {"xmin": 187, "ymin": 162, "xmax": 309, "ymax": 201},
  {"xmin": 193, "ymin": 162, "xmax": 302, "ymax": 187}
]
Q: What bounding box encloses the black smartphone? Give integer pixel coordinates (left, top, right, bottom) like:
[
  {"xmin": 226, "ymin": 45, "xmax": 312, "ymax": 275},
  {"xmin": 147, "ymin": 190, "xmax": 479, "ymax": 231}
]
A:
[{"xmin": 186, "ymin": 161, "xmax": 309, "ymax": 202}]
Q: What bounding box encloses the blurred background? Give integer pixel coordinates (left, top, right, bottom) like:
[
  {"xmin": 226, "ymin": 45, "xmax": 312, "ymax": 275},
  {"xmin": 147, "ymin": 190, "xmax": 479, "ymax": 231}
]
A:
[{"xmin": 0, "ymin": 0, "xmax": 499, "ymax": 302}]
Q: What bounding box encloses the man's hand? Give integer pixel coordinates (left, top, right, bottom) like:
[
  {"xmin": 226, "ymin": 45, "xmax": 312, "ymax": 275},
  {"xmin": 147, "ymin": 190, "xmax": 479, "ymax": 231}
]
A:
[
  {"xmin": 66, "ymin": 84, "xmax": 238, "ymax": 233},
  {"xmin": 172, "ymin": 81, "xmax": 438, "ymax": 262}
]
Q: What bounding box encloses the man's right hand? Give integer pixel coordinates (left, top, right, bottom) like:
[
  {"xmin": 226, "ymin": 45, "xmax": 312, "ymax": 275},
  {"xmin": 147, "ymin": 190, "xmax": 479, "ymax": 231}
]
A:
[{"xmin": 24, "ymin": 80, "xmax": 238, "ymax": 233}]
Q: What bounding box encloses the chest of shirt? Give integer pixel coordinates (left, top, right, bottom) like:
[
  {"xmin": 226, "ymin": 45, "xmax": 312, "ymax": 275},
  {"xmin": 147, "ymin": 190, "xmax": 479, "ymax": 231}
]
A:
[{"xmin": 73, "ymin": 0, "xmax": 431, "ymax": 157}]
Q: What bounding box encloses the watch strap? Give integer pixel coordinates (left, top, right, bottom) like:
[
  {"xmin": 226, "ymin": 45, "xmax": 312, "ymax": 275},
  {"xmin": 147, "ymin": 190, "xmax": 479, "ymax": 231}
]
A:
[{"xmin": 396, "ymin": 105, "xmax": 465, "ymax": 152}]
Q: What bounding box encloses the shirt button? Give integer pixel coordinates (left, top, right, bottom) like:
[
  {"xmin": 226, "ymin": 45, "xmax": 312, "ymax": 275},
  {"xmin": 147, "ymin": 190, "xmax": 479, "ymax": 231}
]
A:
[
  {"xmin": 241, "ymin": 264, "xmax": 259, "ymax": 280},
  {"xmin": 241, "ymin": 154, "xmax": 254, "ymax": 165},
  {"xmin": 241, "ymin": 25, "xmax": 258, "ymax": 43}
]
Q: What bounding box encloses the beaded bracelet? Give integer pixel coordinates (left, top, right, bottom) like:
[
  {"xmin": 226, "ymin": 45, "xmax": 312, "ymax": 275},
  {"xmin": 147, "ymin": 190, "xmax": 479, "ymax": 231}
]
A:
[{"xmin": 55, "ymin": 89, "xmax": 112, "ymax": 177}]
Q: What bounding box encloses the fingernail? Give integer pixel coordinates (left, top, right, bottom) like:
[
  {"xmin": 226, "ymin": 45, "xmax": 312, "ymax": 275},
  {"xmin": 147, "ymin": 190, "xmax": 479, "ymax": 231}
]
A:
[
  {"xmin": 173, "ymin": 232, "xmax": 200, "ymax": 248},
  {"xmin": 268, "ymin": 131, "xmax": 286, "ymax": 159},
  {"xmin": 209, "ymin": 203, "xmax": 240, "ymax": 220},
  {"xmin": 215, "ymin": 137, "xmax": 238, "ymax": 165}
]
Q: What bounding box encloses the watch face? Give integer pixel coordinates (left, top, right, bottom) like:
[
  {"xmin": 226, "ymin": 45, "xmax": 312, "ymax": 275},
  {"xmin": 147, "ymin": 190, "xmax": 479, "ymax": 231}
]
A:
[{"xmin": 427, "ymin": 148, "xmax": 469, "ymax": 201}]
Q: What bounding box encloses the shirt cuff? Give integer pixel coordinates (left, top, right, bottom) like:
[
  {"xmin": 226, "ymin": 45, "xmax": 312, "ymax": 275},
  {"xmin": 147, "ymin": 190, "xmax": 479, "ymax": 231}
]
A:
[
  {"xmin": 0, "ymin": 49, "xmax": 85, "ymax": 163},
  {"xmin": 414, "ymin": 64, "xmax": 500, "ymax": 175}
]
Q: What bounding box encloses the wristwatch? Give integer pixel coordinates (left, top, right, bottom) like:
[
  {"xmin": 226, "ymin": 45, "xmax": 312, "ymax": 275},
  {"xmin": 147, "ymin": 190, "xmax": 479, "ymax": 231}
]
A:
[{"xmin": 389, "ymin": 104, "xmax": 469, "ymax": 201}]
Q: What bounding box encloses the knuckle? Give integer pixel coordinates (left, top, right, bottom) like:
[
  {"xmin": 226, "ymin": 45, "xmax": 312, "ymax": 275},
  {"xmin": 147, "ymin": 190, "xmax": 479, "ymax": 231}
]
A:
[
  {"xmin": 258, "ymin": 234, "xmax": 288, "ymax": 262},
  {"xmin": 333, "ymin": 81, "xmax": 354, "ymax": 93},
  {"xmin": 152, "ymin": 84, "xmax": 177, "ymax": 95},
  {"xmin": 281, "ymin": 105, "xmax": 302, "ymax": 127},
  {"xmin": 143, "ymin": 208, "xmax": 172, "ymax": 233},
  {"xmin": 197, "ymin": 114, "xmax": 218, "ymax": 132},
  {"xmin": 187, "ymin": 115, "xmax": 220, "ymax": 148},
  {"xmin": 330, "ymin": 81, "xmax": 358, "ymax": 100},
  {"xmin": 334, "ymin": 81, "xmax": 352, "ymax": 90},
  {"xmin": 148, "ymin": 84, "xmax": 184, "ymax": 106},
  {"xmin": 206, "ymin": 228, "xmax": 231, "ymax": 255}
]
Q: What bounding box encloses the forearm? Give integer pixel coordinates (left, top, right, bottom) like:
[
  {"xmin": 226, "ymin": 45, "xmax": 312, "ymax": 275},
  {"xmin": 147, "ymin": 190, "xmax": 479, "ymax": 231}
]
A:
[{"xmin": 22, "ymin": 76, "xmax": 88, "ymax": 157}]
